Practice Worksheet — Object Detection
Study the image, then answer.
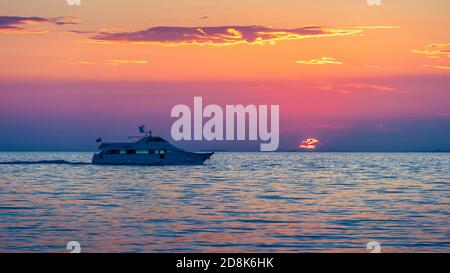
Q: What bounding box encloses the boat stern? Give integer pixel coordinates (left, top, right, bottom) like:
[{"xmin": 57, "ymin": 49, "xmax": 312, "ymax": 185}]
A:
[{"xmin": 91, "ymin": 152, "xmax": 104, "ymax": 164}]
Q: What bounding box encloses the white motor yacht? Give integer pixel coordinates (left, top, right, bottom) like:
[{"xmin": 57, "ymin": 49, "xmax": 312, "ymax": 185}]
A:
[{"xmin": 92, "ymin": 126, "xmax": 213, "ymax": 165}]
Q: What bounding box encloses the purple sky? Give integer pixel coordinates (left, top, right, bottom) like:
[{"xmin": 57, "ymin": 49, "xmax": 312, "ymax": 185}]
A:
[{"xmin": 0, "ymin": 78, "xmax": 449, "ymax": 152}]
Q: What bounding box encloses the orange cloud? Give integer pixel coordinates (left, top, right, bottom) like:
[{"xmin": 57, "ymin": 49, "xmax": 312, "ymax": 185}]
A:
[
  {"xmin": 296, "ymin": 57, "xmax": 342, "ymax": 65},
  {"xmin": 299, "ymin": 138, "xmax": 320, "ymax": 149}
]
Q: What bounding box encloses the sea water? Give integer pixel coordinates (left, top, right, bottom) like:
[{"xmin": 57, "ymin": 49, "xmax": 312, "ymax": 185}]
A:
[{"xmin": 0, "ymin": 152, "xmax": 449, "ymax": 252}]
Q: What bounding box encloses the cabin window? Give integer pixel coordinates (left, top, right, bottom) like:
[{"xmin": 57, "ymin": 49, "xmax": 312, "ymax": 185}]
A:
[
  {"xmin": 120, "ymin": 150, "xmax": 126, "ymax": 155},
  {"xmin": 154, "ymin": 150, "xmax": 160, "ymax": 154},
  {"xmin": 159, "ymin": 149, "xmax": 166, "ymax": 159},
  {"xmin": 126, "ymin": 149, "xmax": 136, "ymax": 154},
  {"xmin": 136, "ymin": 150, "xmax": 149, "ymax": 154},
  {"xmin": 108, "ymin": 150, "xmax": 120, "ymax": 155}
]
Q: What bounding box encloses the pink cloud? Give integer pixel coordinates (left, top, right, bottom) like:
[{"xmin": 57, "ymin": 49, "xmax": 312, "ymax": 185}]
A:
[
  {"xmin": 0, "ymin": 16, "xmax": 79, "ymax": 33},
  {"xmin": 316, "ymin": 82, "xmax": 396, "ymax": 94},
  {"xmin": 88, "ymin": 25, "xmax": 363, "ymax": 46}
]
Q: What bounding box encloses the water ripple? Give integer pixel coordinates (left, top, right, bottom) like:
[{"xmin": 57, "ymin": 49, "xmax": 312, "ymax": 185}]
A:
[{"xmin": 0, "ymin": 152, "xmax": 449, "ymax": 252}]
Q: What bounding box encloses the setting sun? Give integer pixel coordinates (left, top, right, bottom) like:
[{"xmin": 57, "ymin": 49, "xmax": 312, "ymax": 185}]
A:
[{"xmin": 299, "ymin": 138, "xmax": 320, "ymax": 149}]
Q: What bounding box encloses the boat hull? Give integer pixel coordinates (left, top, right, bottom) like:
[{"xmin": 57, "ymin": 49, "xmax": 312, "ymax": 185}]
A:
[{"xmin": 92, "ymin": 151, "xmax": 213, "ymax": 165}]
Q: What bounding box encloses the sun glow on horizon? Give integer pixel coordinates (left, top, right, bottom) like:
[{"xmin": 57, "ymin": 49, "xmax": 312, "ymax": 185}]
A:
[{"xmin": 299, "ymin": 138, "xmax": 320, "ymax": 149}]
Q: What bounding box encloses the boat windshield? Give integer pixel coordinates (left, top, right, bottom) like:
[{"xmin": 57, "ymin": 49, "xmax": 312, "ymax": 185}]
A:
[{"xmin": 146, "ymin": 137, "xmax": 166, "ymax": 142}]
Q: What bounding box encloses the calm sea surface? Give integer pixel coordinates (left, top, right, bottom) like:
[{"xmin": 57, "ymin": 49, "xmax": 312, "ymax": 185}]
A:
[{"xmin": 0, "ymin": 152, "xmax": 449, "ymax": 253}]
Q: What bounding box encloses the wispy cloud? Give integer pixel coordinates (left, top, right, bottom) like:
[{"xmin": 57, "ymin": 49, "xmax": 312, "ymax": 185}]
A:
[
  {"xmin": 104, "ymin": 59, "xmax": 148, "ymax": 66},
  {"xmin": 0, "ymin": 16, "xmax": 79, "ymax": 34},
  {"xmin": 296, "ymin": 57, "xmax": 342, "ymax": 65},
  {"xmin": 433, "ymin": 65, "xmax": 450, "ymax": 70},
  {"xmin": 414, "ymin": 43, "xmax": 450, "ymax": 72},
  {"xmin": 57, "ymin": 59, "xmax": 148, "ymax": 66},
  {"xmin": 422, "ymin": 64, "xmax": 450, "ymax": 71},
  {"xmin": 51, "ymin": 16, "xmax": 80, "ymax": 26},
  {"xmin": 65, "ymin": 29, "xmax": 96, "ymax": 34},
  {"xmin": 86, "ymin": 25, "xmax": 369, "ymax": 46},
  {"xmin": 412, "ymin": 43, "xmax": 450, "ymax": 59},
  {"xmin": 57, "ymin": 60, "xmax": 96, "ymax": 65},
  {"xmin": 352, "ymin": 25, "xmax": 401, "ymax": 30},
  {"xmin": 316, "ymin": 82, "xmax": 396, "ymax": 94},
  {"xmin": 312, "ymin": 123, "xmax": 347, "ymax": 130},
  {"xmin": 375, "ymin": 123, "xmax": 401, "ymax": 132}
]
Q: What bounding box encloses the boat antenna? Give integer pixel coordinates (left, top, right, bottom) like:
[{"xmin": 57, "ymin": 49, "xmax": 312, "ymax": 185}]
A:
[{"xmin": 138, "ymin": 125, "xmax": 152, "ymax": 136}]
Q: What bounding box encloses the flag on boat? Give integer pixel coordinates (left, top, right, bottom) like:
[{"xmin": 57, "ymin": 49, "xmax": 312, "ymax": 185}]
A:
[
  {"xmin": 139, "ymin": 125, "xmax": 146, "ymax": 134},
  {"xmin": 96, "ymin": 138, "xmax": 102, "ymax": 143}
]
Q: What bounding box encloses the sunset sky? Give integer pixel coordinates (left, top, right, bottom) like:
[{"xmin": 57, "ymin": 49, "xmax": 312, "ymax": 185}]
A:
[{"xmin": 0, "ymin": 0, "xmax": 449, "ymax": 151}]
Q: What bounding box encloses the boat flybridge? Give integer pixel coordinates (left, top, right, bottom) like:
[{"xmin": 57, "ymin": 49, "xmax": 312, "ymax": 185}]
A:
[{"xmin": 92, "ymin": 126, "xmax": 213, "ymax": 165}]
